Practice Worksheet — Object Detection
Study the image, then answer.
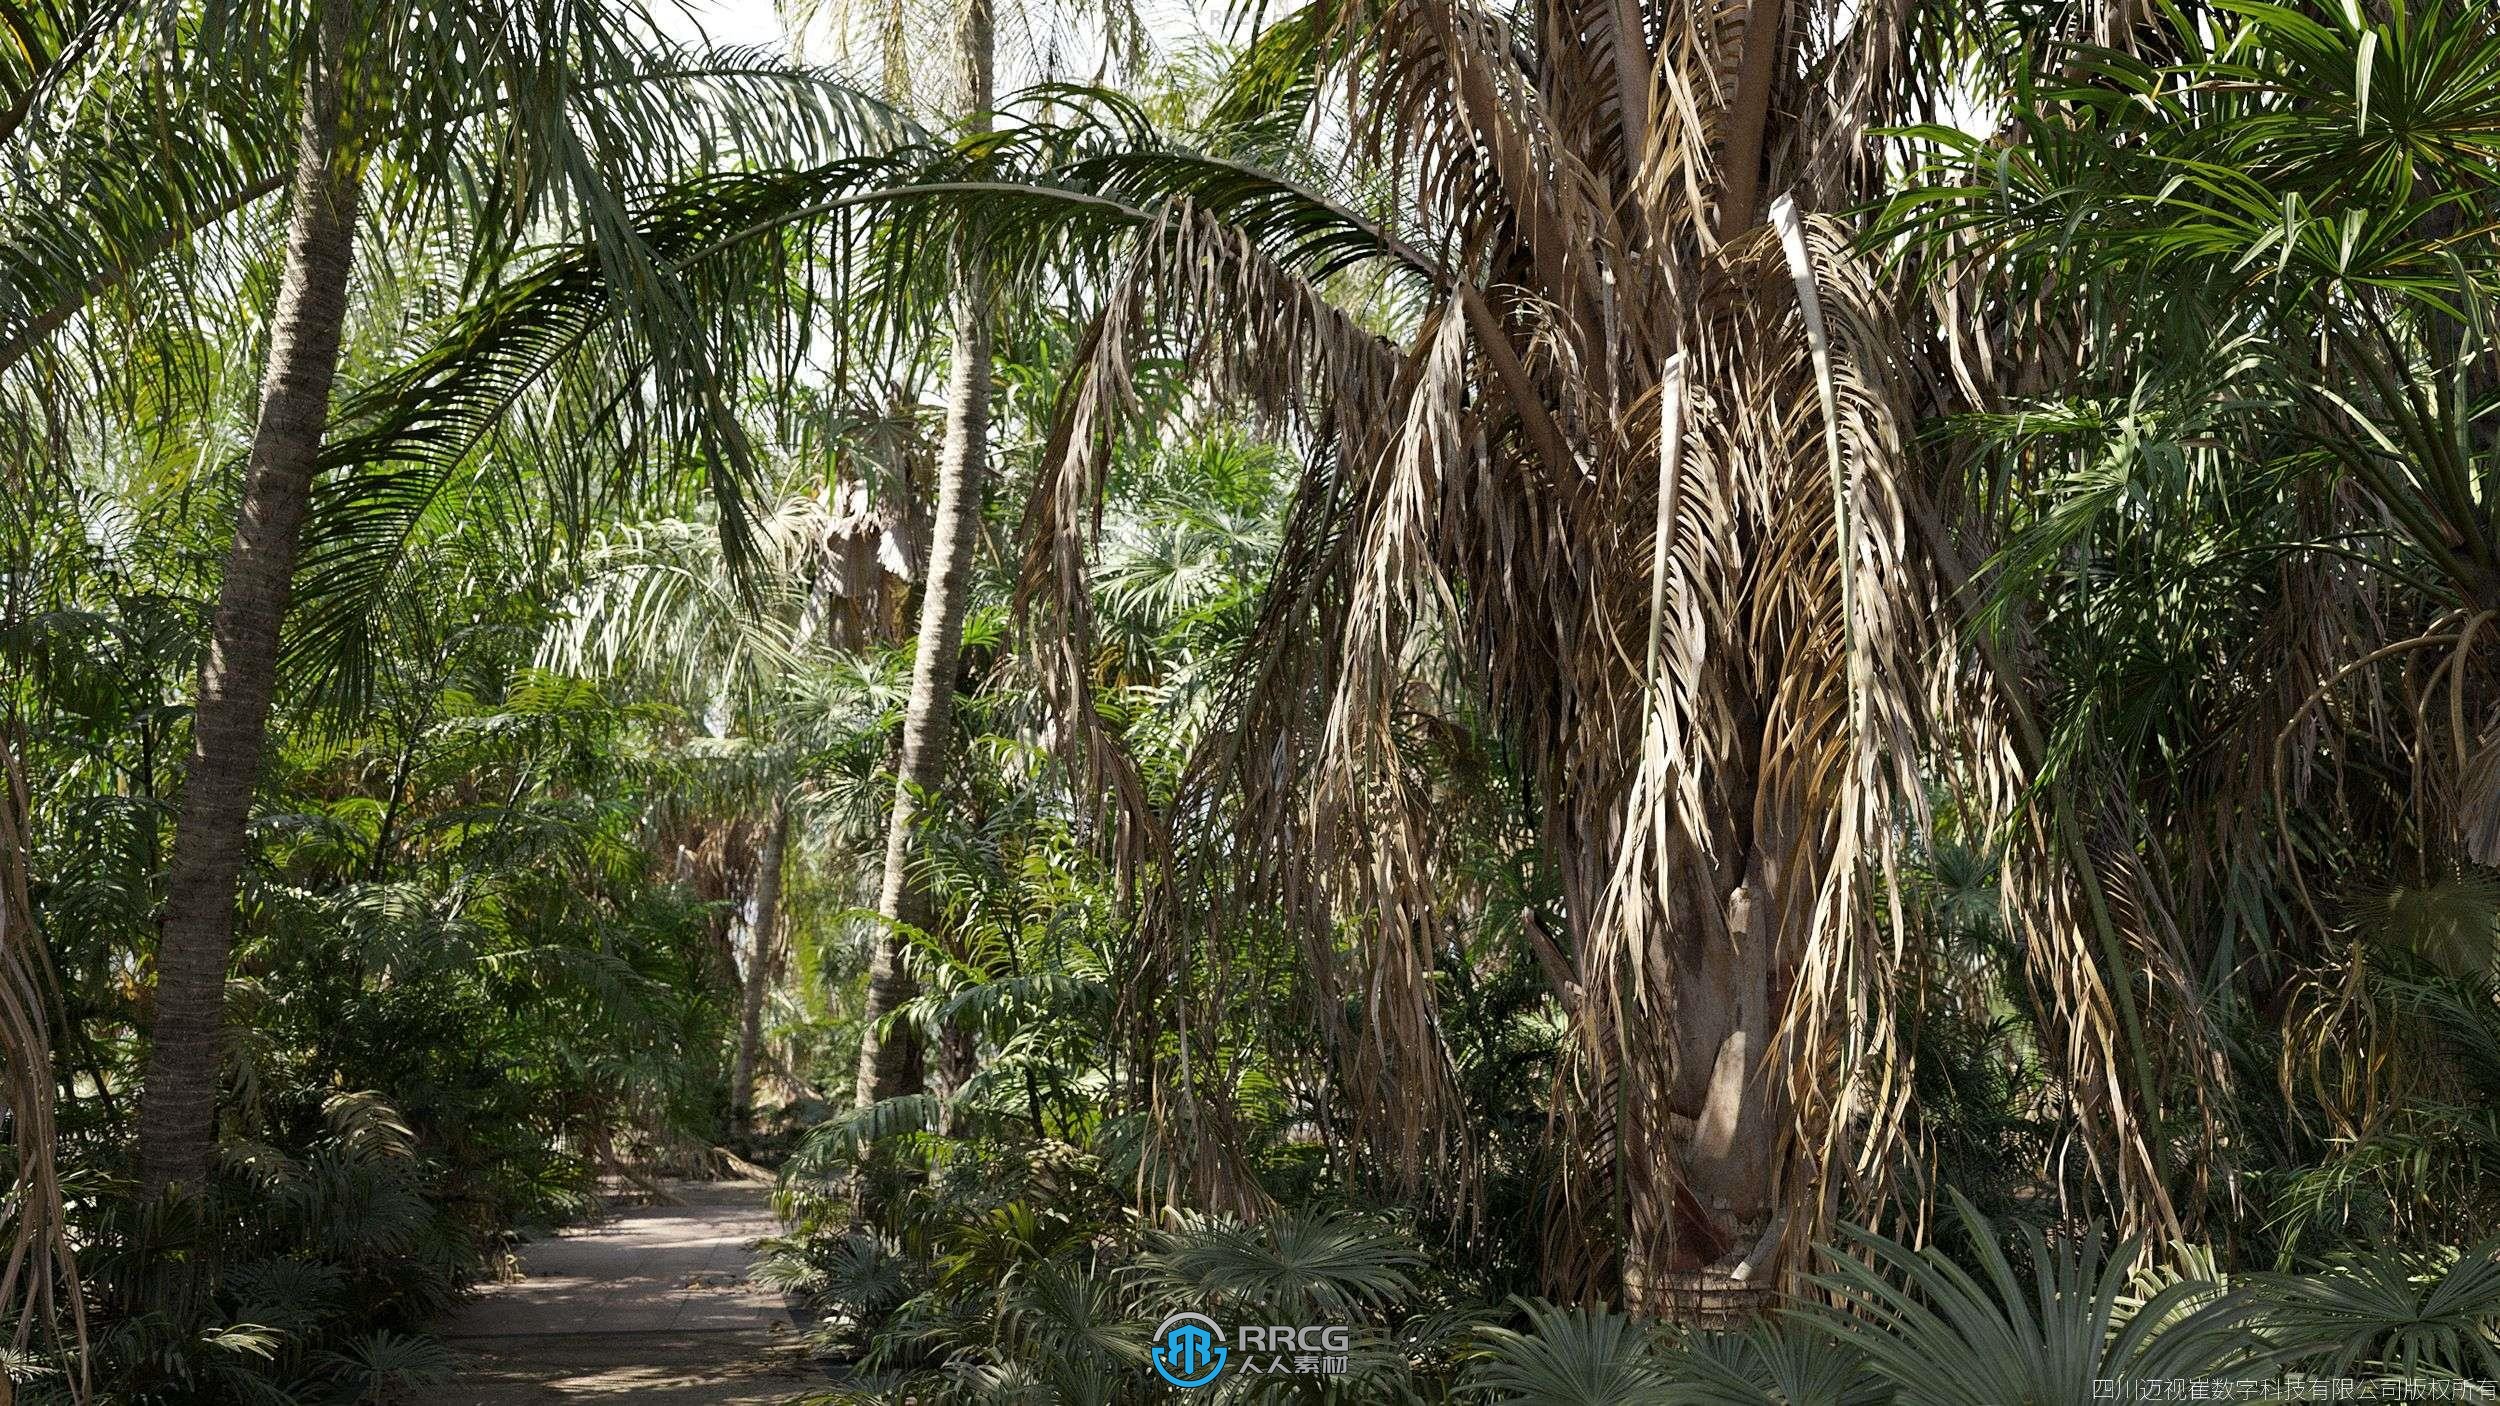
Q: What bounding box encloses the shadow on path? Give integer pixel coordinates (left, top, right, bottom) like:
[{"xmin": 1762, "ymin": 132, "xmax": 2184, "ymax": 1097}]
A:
[{"xmin": 441, "ymin": 1178, "xmax": 817, "ymax": 1403}]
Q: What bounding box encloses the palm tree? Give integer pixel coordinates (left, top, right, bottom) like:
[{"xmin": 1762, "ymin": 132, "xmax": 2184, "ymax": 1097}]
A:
[
  {"xmin": 1880, "ymin": 0, "xmax": 2500, "ymax": 1252},
  {"xmin": 853, "ymin": 0, "xmax": 998, "ymax": 1114},
  {"xmin": 729, "ymin": 797, "xmax": 794, "ymax": 1130},
  {"xmin": 959, "ymin": 0, "xmax": 2208, "ymax": 1296},
  {"xmin": 792, "ymin": 0, "xmax": 1155, "ymax": 1123},
  {"xmin": 550, "ymin": 479, "xmax": 914, "ymax": 1134},
  {"xmin": 0, "ymin": 0, "xmax": 301, "ymax": 1289},
  {"xmin": 767, "ymin": 0, "xmax": 2500, "ymax": 1304},
  {"xmin": 124, "ymin": 0, "xmax": 887, "ymax": 1195},
  {"xmin": 135, "ymin": 0, "xmax": 363, "ymax": 1200}
]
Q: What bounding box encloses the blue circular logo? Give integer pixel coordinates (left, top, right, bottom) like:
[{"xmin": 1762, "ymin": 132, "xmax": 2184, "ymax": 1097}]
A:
[{"xmin": 1151, "ymin": 1311, "xmax": 1228, "ymax": 1388}]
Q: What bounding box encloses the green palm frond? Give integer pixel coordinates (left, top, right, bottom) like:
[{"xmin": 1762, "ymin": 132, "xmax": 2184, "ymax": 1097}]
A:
[
  {"xmin": 787, "ymin": 1092, "xmax": 951, "ymax": 1178},
  {"xmin": 1662, "ymin": 1320, "xmax": 1886, "ymax": 1406},
  {"xmin": 310, "ymin": 1327, "xmax": 455, "ymax": 1394},
  {"xmin": 222, "ymin": 1260, "xmax": 347, "ymax": 1342},
  {"xmin": 2248, "ymin": 1241, "xmax": 2500, "ymax": 1380},
  {"xmin": 1462, "ymin": 1300, "xmax": 1672, "ymax": 1406},
  {"xmin": 2350, "ymin": 872, "xmax": 2500, "ymax": 979},
  {"xmin": 995, "ymin": 1259, "xmax": 1149, "ymax": 1369},
  {"xmin": 1810, "ymin": 1196, "xmax": 2259, "ymax": 1406},
  {"xmin": 319, "ymin": 1089, "xmax": 416, "ymax": 1163},
  {"xmin": 1136, "ymin": 1210, "xmax": 1421, "ymax": 1319}
]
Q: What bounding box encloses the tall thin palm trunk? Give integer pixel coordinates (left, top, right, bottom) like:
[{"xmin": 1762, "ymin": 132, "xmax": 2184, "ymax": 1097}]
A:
[
  {"xmin": 729, "ymin": 801, "xmax": 790, "ymax": 1135},
  {"xmin": 853, "ymin": 0, "xmax": 994, "ymax": 1113},
  {"xmin": 136, "ymin": 3, "xmax": 359, "ymax": 1197}
]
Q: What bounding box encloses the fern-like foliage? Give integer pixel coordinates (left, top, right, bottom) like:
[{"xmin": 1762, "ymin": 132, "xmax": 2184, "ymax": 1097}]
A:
[
  {"xmin": 1809, "ymin": 1195, "xmax": 2261, "ymax": 1406},
  {"xmin": 1462, "ymin": 1300, "xmax": 1673, "ymax": 1405},
  {"xmin": 1136, "ymin": 1210, "xmax": 1424, "ymax": 1320}
]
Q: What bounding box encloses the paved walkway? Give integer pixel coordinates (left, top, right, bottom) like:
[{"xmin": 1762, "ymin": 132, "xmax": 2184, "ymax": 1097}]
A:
[{"xmin": 441, "ymin": 1178, "xmax": 819, "ymax": 1404}]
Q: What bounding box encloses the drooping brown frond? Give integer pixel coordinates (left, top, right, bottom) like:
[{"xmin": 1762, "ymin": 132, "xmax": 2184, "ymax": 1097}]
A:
[
  {"xmin": 1014, "ymin": 0, "xmax": 2205, "ymax": 1308},
  {"xmin": 1019, "ymin": 201, "xmax": 1415, "ymax": 1217},
  {"xmin": 0, "ymin": 733, "xmax": 83, "ymax": 1387}
]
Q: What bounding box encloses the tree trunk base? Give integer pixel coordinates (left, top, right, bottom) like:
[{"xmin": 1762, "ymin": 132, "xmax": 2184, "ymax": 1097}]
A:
[{"xmin": 1622, "ymin": 1267, "xmax": 1779, "ymax": 1327}]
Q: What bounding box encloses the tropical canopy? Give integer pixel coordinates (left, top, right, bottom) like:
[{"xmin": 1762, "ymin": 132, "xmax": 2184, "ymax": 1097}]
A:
[{"xmin": 6, "ymin": 0, "xmax": 2500, "ymax": 1395}]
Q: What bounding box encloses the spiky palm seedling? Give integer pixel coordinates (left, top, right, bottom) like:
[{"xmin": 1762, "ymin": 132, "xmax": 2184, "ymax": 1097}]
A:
[
  {"xmin": 1807, "ymin": 1194, "xmax": 2262, "ymax": 1406},
  {"xmin": 1135, "ymin": 1209, "xmax": 1424, "ymax": 1322},
  {"xmin": 2244, "ymin": 1240, "xmax": 2500, "ymax": 1383},
  {"xmin": 1462, "ymin": 1300, "xmax": 1674, "ymax": 1405},
  {"xmin": 1659, "ymin": 1318, "xmax": 1885, "ymax": 1406},
  {"xmin": 310, "ymin": 1327, "xmax": 455, "ymax": 1398}
]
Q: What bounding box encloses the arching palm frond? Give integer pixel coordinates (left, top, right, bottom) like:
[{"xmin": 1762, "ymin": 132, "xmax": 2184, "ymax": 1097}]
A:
[
  {"xmin": 2245, "ymin": 1240, "xmax": 2500, "ymax": 1381},
  {"xmin": 1810, "ymin": 1197, "xmax": 2260, "ymax": 1406},
  {"xmin": 1136, "ymin": 1210, "xmax": 1424, "ymax": 1319},
  {"xmin": 1462, "ymin": 1300, "xmax": 1673, "ymax": 1406},
  {"xmin": 289, "ymin": 141, "xmax": 925, "ymax": 716}
]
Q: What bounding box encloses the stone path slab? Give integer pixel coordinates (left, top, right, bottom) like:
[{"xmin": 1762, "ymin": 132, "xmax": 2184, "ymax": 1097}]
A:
[{"xmin": 441, "ymin": 1179, "xmax": 820, "ymax": 1404}]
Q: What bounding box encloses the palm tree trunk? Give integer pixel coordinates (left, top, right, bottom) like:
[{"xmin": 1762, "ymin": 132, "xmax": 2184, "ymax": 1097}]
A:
[
  {"xmin": 729, "ymin": 801, "xmax": 790, "ymax": 1135},
  {"xmin": 853, "ymin": 0, "xmax": 994, "ymax": 1113},
  {"xmin": 853, "ymin": 296, "xmax": 990, "ymax": 1109},
  {"xmin": 135, "ymin": 2, "xmax": 359, "ymax": 1198},
  {"xmin": 1713, "ymin": 0, "xmax": 1788, "ymax": 240}
]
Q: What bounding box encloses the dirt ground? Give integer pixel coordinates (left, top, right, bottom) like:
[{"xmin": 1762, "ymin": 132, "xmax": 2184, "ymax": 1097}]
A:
[{"xmin": 439, "ymin": 1179, "xmax": 826, "ymax": 1404}]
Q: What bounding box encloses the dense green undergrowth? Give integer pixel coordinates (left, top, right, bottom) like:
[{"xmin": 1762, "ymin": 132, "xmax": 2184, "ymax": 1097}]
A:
[
  {"xmin": 13, "ymin": 518, "xmax": 747, "ymax": 1400},
  {"xmin": 768, "ymin": 1162, "xmax": 2500, "ymax": 1405}
]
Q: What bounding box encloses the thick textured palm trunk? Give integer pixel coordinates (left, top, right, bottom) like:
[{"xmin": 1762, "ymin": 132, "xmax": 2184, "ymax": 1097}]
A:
[
  {"xmin": 1661, "ymin": 851, "xmax": 1788, "ymax": 1257},
  {"xmin": 1672, "ymin": 921, "xmax": 1782, "ymax": 1235},
  {"xmin": 1626, "ymin": 1, "xmax": 1803, "ymax": 1306},
  {"xmin": 135, "ymin": 5, "xmax": 359, "ymax": 1198},
  {"xmin": 1607, "ymin": 834, "xmax": 1792, "ymax": 1308},
  {"xmin": 853, "ymin": 0, "xmax": 994, "ymax": 1114},
  {"xmin": 729, "ymin": 803, "xmax": 790, "ymax": 1135}
]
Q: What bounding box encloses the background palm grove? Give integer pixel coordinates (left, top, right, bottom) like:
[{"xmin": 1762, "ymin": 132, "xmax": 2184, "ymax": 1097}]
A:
[{"xmin": 4, "ymin": 0, "xmax": 2500, "ymax": 1395}]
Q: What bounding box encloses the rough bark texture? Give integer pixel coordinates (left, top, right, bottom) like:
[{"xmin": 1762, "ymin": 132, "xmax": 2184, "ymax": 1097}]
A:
[
  {"xmin": 135, "ymin": 3, "xmax": 359, "ymax": 1198},
  {"xmin": 853, "ymin": 297, "xmax": 990, "ymax": 1109},
  {"xmin": 1713, "ymin": 0, "xmax": 1789, "ymax": 240},
  {"xmin": 852, "ymin": 0, "xmax": 994, "ymax": 1114},
  {"xmin": 729, "ymin": 804, "xmax": 790, "ymax": 1135},
  {"xmin": 1675, "ymin": 881, "xmax": 1783, "ymax": 1229}
]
